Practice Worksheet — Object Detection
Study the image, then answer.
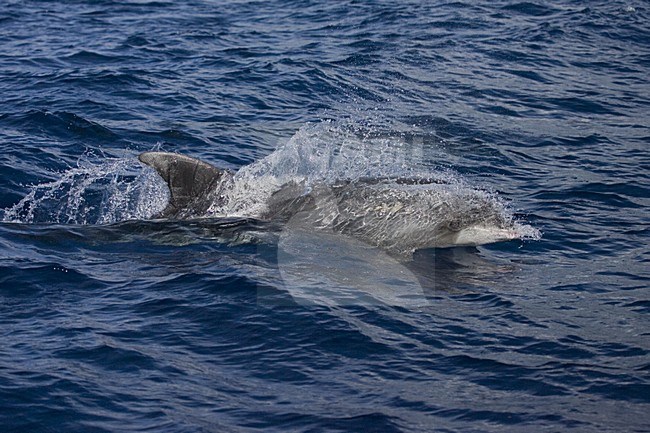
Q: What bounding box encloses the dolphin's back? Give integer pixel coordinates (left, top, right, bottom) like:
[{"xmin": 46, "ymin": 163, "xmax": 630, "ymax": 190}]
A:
[{"xmin": 139, "ymin": 152, "xmax": 231, "ymax": 219}]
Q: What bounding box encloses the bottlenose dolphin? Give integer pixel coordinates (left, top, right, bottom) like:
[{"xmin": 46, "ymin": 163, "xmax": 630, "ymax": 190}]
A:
[{"xmin": 138, "ymin": 151, "xmax": 537, "ymax": 256}]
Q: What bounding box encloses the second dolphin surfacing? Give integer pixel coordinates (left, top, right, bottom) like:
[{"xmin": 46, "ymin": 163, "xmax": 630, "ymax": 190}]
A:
[{"xmin": 138, "ymin": 151, "xmax": 539, "ymax": 257}]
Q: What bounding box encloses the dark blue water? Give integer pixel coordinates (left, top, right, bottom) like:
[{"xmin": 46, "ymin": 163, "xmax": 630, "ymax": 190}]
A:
[{"xmin": 1, "ymin": 1, "xmax": 649, "ymax": 431}]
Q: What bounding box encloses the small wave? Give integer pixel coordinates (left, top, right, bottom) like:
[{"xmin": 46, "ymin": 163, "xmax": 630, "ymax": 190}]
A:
[
  {"xmin": 63, "ymin": 50, "xmax": 128, "ymax": 65},
  {"xmin": 3, "ymin": 110, "xmax": 117, "ymax": 141}
]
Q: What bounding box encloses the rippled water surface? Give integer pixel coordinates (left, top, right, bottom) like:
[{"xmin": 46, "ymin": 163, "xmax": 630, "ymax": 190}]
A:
[{"xmin": 1, "ymin": 1, "xmax": 649, "ymax": 432}]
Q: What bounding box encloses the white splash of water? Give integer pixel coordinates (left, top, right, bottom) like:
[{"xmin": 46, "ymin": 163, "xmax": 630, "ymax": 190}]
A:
[
  {"xmin": 242, "ymin": 120, "xmax": 432, "ymax": 181},
  {"xmin": 2, "ymin": 156, "xmax": 168, "ymax": 224},
  {"xmin": 209, "ymin": 120, "xmax": 445, "ymax": 217}
]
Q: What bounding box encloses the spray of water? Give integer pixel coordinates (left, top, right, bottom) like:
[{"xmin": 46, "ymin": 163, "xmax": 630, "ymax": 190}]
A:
[
  {"xmin": 2, "ymin": 156, "xmax": 168, "ymax": 224},
  {"xmin": 208, "ymin": 120, "xmax": 448, "ymax": 218}
]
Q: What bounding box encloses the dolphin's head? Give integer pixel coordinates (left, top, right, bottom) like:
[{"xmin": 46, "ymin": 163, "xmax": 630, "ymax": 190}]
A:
[{"xmin": 430, "ymin": 198, "xmax": 524, "ymax": 248}]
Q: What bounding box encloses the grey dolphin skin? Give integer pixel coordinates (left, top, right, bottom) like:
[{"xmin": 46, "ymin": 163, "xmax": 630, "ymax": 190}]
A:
[
  {"xmin": 138, "ymin": 152, "xmax": 233, "ymax": 219},
  {"xmin": 139, "ymin": 151, "xmax": 532, "ymax": 256}
]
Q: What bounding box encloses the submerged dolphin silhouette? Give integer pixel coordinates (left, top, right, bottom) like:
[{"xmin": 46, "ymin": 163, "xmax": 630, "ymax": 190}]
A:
[{"xmin": 139, "ymin": 151, "xmax": 535, "ymax": 255}]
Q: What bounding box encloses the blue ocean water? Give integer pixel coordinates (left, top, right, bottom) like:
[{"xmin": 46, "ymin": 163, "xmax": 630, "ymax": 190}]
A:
[{"xmin": 1, "ymin": 0, "xmax": 649, "ymax": 431}]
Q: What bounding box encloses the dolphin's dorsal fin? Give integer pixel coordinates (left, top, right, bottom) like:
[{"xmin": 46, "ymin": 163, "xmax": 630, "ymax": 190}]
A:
[{"xmin": 139, "ymin": 151, "xmax": 229, "ymax": 219}]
